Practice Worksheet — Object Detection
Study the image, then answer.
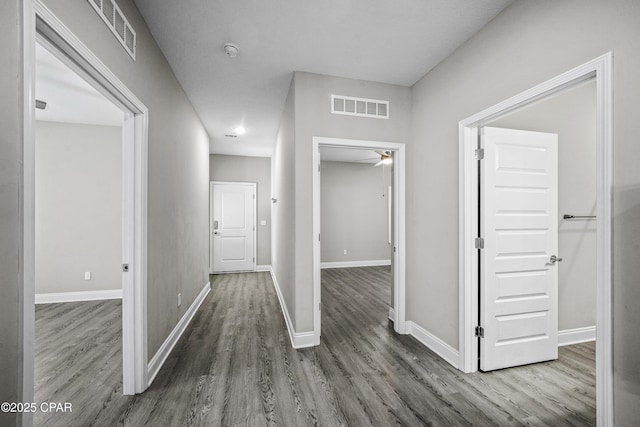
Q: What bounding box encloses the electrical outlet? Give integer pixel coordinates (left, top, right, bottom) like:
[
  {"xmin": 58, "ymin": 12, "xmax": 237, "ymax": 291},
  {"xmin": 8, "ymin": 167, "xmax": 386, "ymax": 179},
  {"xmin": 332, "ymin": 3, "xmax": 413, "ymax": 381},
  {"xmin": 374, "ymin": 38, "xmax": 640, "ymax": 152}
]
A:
[
  {"xmin": 343, "ymin": 249, "xmax": 347, "ymax": 255},
  {"xmin": 84, "ymin": 272, "xmax": 91, "ymax": 280},
  {"xmin": 178, "ymin": 293, "xmax": 182, "ymax": 307}
]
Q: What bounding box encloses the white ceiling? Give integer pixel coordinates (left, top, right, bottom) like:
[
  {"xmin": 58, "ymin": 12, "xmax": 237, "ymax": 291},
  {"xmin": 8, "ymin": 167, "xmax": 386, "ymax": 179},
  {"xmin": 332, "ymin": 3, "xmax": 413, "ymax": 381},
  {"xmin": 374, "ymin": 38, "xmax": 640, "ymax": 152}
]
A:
[
  {"xmin": 36, "ymin": 43, "xmax": 124, "ymax": 127},
  {"xmin": 133, "ymin": 0, "xmax": 513, "ymax": 157}
]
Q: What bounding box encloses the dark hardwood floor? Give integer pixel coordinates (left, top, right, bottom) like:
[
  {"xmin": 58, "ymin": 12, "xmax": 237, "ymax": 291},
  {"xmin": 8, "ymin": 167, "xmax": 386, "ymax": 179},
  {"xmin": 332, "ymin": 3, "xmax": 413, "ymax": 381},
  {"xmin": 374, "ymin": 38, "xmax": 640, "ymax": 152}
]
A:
[
  {"xmin": 34, "ymin": 267, "xmax": 595, "ymax": 426},
  {"xmin": 34, "ymin": 300, "xmax": 122, "ymax": 427}
]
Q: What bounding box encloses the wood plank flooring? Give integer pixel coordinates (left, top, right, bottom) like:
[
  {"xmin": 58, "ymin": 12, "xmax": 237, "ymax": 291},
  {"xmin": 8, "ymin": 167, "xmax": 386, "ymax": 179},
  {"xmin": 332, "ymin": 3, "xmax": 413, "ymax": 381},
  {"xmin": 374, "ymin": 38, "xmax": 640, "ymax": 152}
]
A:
[
  {"xmin": 34, "ymin": 300, "xmax": 123, "ymax": 427},
  {"xmin": 34, "ymin": 267, "xmax": 595, "ymax": 426}
]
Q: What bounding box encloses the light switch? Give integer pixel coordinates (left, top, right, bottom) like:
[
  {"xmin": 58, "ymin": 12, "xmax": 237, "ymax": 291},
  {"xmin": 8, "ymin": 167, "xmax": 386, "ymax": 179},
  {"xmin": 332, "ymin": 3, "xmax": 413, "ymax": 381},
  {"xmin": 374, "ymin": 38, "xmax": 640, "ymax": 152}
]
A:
[
  {"xmin": 260, "ymin": 220, "xmax": 267, "ymax": 226},
  {"xmin": 84, "ymin": 272, "xmax": 91, "ymax": 280}
]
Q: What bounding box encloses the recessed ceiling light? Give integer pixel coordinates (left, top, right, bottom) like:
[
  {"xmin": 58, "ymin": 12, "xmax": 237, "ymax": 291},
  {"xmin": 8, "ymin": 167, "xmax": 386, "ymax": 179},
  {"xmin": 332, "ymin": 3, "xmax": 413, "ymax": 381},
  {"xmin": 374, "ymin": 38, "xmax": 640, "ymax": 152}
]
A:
[{"xmin": 233, "ymin": 126, "xmax": 246, "ymax": 135}]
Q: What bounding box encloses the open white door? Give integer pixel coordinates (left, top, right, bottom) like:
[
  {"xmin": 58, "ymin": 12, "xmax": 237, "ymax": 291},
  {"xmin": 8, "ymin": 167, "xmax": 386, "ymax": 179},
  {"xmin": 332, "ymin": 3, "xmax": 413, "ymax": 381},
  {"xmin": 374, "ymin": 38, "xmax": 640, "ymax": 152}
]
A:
[
  {"xmin": 211, "ymin": 182, "xmax": 256, "ymax": 273},
  {"xmin": 480, "ymin": 127, "xmax": 559, "ymax": 371}
]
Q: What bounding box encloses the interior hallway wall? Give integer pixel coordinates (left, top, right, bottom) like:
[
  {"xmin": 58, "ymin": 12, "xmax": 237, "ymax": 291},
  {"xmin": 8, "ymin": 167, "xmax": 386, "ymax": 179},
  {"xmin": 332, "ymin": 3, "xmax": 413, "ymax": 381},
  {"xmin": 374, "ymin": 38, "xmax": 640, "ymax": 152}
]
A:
[
  {"xmin": 0, "ymin": 0, "xmax": 22, "ymax": 423},
  {"xmin": 409, "ymin": 1, "xmax": 640, "ymax": 423},
  {"xmin": 320, "ymin": 161, "xmax": 391, "ymax": 264},
  {"xmin": 291, "ymin": 71, "xmax": 411, "ymax": 331},
  {"xmin": 35, "ymin": 121, "xmax": 122, "ymax": 294},
  {"xmin": 40, "ymin": 0, "xmax": 210, "ymax": 361},
  {"xmin": 492, "ymin": 80, "xmax": 596, "ymax": 332},
  {"xmin": 272, "ymin": 76, "xmax": 296, "ymax": 324},
  {"xmin": 209, "ymin": 154, "xmax": 271, "ymax": 266}
]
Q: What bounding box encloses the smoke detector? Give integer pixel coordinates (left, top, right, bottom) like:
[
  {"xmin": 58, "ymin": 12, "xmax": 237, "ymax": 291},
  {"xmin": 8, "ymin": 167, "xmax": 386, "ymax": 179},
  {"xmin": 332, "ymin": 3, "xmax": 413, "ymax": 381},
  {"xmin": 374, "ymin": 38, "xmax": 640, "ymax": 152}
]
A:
[{"xmin": 223, "ymin": 43, "xmax": 239, "ymax": 58}]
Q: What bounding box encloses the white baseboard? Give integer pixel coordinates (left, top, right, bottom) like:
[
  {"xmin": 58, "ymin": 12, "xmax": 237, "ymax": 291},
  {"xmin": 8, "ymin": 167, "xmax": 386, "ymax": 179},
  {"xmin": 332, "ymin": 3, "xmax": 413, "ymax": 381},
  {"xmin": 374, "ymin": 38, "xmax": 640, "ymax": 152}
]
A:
[
  {"xmin": 321, "ymin": 259, "xmax": 391, "ymax": 269},
  {"xmin": 293, "ymin": 331, "xmax": 316, "ymax": 348},
  {"xmin": 558, "ymin": 326, "xmax": 596, "ymax": 347},
  {"xmin": 256, "ymin": 265, "xmax": 271, "ymax": 272},
  {"xmin": 35, "ymin": 289, "xmax": 123, "ymax": 304},
  {"xmin": 147, "ymin": 281, "xmax": 211, "ymax": 386},
  {"xmin": 407, "ymin": 321, "xmax": 459, "ymax": 369},
  {"xmin": 268, "ymin": 267, "xmax": 316, "ymax": 349},
  {"xmin": 388, "ymin": 307, "xmax": 395, "ymax": 322}
]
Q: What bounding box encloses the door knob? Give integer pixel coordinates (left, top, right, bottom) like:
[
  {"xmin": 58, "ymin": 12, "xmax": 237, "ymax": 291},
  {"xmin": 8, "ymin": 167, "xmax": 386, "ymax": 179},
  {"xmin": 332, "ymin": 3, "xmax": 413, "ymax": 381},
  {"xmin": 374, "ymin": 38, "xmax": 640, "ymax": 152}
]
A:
[{"xmin": 550, "ymin": 255, "xmax": 563, "ymax": 264}]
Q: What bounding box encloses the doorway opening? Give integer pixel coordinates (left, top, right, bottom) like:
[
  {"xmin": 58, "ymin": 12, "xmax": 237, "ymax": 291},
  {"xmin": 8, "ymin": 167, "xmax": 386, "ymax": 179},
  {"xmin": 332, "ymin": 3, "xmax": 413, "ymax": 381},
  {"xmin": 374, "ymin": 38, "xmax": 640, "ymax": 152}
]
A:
[
  {"xmin": 22, "ymin": 3, "xmax": 149, "ymax": 418},
  {"xmin": 33, "ymin": 39, "xmax": 126, "ymax": 424},
  {"xmin": 458, "ymin": 54, "xmax": 612, "ymax": 425},
  {"xmin": 312, "ymin": 137, "xmax": 406, "ymax": 345}
]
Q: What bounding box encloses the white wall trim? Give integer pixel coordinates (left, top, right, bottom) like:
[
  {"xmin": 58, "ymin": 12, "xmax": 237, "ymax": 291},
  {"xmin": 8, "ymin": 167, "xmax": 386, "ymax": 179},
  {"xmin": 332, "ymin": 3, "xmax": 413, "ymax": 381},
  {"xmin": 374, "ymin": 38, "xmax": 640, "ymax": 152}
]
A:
[
  {"xmin": 388, "ymin": 307, "xmax": 395, "ymax": 322},
  {"xmin": 256, "ymin": 265, "xmax": 271, "ymax": 272},
  {"xmin": 35, "ymin": 289, "xmax": 123, "ymax": 304},
  {"xmin": 312, "ymin": 136, "xmax": 407, "ymax": 347},
  {"xmin": 293, "ymin": 331, "xmax": 317, "ymax": 348},
  {"xmin": 407, "ymin": 321, "xmax": 459, "ymax": 369},
  {"xmin": 558, "ymin": 326, "xmax": 596, "ymax": 347},
  {"xmin": 147, "ymin": 281, "xmax": 210, "ymax": 386},
  {"xmin": 268, "ymin": 267, "xmax": 315, "ymax": 349},
  {"xmin": 321, "ymin": 259, "xmax": 391, "ymax": 269},
  {"xmin": 458, "ymin": 53, "xmax": 613, "ymax": 426}
]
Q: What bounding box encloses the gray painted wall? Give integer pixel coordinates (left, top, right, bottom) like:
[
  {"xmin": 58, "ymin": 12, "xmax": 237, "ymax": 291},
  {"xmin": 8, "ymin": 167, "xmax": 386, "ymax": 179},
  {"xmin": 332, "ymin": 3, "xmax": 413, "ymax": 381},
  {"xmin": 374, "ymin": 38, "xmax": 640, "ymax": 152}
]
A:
[
  {"xmin": 292, "ymin": 71, "xmax": 411, "ymax": 331},
  {"xmin": 409, "ymin": 1, "xmax": 639, "ymax": 423},
  {"xmin": 492, "ymin": 80, "xmax": 596, "ymax": 332},
  {"xmin": 35, "ymin": 121, "xmax": 122, "ymax": 294},
  {"xmin": 210, "ymin": 154, "xmax": 271, "ymax": 266},
  {"xmin": 0, "ymin": 0, "xmax": 21, "ymax": 423},
  {"xmin": 39, "ymin": 0, "xmax": 210, "ymax": 361},
  {"xmin": 320, "ymin": 161, "xmax": 391, "ymax": 263},
  {"xmin": 272, "ymin": 77, "xmax": 296, "ymax": 323}
]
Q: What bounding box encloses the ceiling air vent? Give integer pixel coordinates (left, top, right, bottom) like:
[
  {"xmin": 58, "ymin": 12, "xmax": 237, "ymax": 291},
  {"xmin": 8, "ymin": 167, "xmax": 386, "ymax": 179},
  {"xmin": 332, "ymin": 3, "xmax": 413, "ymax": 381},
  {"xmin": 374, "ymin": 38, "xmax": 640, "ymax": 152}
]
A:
[
  {"xmin": 88, "ymin": 0, "xmax": 136, "ymax": 60},
  {"xmin": 331, "ymin": 94, "xmax": 389, "ymax": 119}
]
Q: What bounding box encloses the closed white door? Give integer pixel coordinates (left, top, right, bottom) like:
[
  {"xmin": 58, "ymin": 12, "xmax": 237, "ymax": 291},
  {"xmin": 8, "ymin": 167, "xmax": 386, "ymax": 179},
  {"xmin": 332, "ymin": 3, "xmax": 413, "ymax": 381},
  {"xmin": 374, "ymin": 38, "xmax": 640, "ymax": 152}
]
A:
[
  {"xmin": 480, "ymin": 127, "xmax": 559, "ymax": 371},
  {"xmin": 211, "ymin": 182, "xmax": 256, "ymax": 273}
]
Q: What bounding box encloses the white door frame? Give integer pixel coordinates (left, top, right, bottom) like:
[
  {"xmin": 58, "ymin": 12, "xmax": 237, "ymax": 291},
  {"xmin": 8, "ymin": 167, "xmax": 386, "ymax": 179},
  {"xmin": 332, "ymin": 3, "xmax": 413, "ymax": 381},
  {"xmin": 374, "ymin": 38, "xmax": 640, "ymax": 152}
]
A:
[
  {"xmin": 209, "ymin": 181, "xmax": 257, "ymax": 273},
  {"xmin": 21, "ymin": 1, "xmax": 149, "ymax": 416},
  {"xmin": 312, "ymin": 137, "xmax": 407, "ymax": 345},
  {"xmin": 458, "ymin": 53, "xmax": 612, "ymax": 425}
]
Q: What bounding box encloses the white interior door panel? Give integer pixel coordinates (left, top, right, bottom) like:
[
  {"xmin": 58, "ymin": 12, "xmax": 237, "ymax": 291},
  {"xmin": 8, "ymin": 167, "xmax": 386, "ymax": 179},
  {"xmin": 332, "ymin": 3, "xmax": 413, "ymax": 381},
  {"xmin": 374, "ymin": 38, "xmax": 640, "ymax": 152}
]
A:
[
  {"xmin": 480, "ymin": 127, "xmax": 559, "ymax": 371},
  {"xmin": 211, "ymin": 182, "xmax": 256, "ymax": 273}
]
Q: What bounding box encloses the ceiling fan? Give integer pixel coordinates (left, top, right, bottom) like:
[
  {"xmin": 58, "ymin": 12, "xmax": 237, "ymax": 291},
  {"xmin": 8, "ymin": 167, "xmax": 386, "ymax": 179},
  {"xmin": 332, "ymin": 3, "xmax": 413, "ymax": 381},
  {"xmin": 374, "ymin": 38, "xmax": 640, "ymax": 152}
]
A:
[{"xmin": 356, "ymin": 150, "xmax": 393, "ymax": 167}]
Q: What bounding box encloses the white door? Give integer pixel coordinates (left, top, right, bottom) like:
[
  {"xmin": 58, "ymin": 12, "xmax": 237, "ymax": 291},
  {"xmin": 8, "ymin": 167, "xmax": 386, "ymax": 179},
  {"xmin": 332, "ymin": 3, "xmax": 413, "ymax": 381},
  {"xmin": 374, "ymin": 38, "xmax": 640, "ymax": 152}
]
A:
[
  {"xmin": 211, "ymin": 182, "xmax": 256, "ymax": 273},
  {"xmin": 480, "ymin": 127, "xmax": 559, "ymax": 371}
]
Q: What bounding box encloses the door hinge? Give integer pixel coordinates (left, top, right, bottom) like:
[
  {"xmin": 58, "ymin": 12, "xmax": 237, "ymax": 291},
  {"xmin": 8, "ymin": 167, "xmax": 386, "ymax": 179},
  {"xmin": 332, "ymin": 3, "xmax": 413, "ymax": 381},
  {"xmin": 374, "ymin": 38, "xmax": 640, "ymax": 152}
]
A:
[
  {"xmin": 475, "ymin": 326, "xmax": 484, "ymax": 338},
  {"xmin": 474, "ymin": 237, "xmax": 484, "ymax": 249},
  {"xmin": 318, "ymin": 164, "xmax": 321, "ymax": 172},
  {"xmin": 475, "ymin": 148, "xmax": 484, "ymax": 160},
  {"xmin": 253, "ymin": 193, "xmax": 256, "ymax": 199},
  {"xmin": 122, "ymin": 264, "xmax": 130, "ymax": 272},
  {"xmin": 318, "ymin": 233, "xmax": 321, "ymax": 242}
]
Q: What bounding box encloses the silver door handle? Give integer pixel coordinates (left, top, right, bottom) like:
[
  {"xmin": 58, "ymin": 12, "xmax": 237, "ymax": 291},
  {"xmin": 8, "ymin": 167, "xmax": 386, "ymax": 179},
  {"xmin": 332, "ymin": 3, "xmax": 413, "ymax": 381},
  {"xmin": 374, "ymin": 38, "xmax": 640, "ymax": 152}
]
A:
[{"xmin": 550, "ymin": 255, "xmax": 563, "ymax": 264}]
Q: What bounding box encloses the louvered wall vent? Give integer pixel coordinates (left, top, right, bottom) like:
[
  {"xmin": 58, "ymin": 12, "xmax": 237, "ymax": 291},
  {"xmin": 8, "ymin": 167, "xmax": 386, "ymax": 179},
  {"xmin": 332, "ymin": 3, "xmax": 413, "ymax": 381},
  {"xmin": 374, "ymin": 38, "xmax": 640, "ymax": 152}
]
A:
[
  {"xmin": 88, "ymin": 0, "xmax": 137, "ymax": 60},
  {"xmin": 331, "ymin": 94, "xmax": 389, "ymax": 119}
]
